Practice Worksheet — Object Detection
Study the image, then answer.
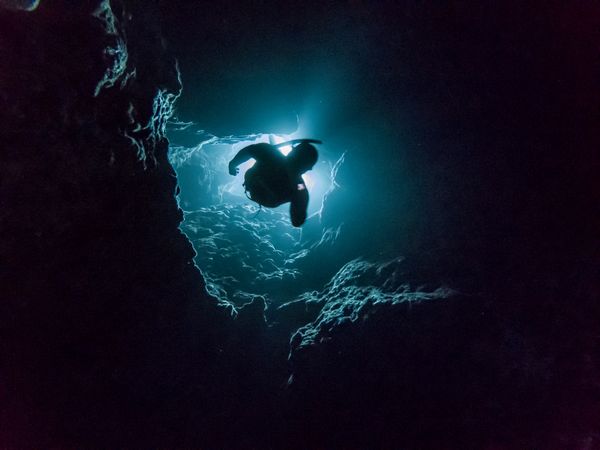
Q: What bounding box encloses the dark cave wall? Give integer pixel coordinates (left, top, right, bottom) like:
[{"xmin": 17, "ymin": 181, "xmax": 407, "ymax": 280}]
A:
[
  {"xmin": 1, "ymin": 1, "xmax": 598, "ymax": 448},
  {"xmin": 0, "ymin": 1, "xmax": 235, "ymax": 445}
]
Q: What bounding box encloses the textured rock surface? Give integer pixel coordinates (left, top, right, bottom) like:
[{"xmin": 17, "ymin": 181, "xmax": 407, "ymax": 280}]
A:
[
  {"xmin": 180, "ymin": 203, "xmax": 348, "ymax": 306},
  {"xmin": 283, "ymin": 260, "xmax": 534, "ymax": 448},
  {"xmin": 182, "ymin": 205, "xmax": 305, "ymax": 304},
  {"xmin": 0, "ymin": 1, "xmax": 235, "ymax": 446}
]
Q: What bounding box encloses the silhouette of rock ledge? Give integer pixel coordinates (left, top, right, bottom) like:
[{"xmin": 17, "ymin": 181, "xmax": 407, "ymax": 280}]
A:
[
  {"xmin": 284, "ymin": 258, "xmax": 556, "ymax": 449},
  {"xmin": 0, "ymin": 2, "xmax": 235, "ymax": 446}
]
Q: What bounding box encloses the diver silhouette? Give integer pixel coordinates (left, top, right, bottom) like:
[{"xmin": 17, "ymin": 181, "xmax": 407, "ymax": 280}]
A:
[{"xmin": 228, "ymin": 139, "xmax": 321, "ymax": 227}]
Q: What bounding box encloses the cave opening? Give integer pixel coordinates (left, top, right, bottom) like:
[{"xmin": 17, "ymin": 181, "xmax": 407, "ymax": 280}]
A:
[{"xmin": 167, "ymin": 122, "xmax": 347, "ymax": 308}]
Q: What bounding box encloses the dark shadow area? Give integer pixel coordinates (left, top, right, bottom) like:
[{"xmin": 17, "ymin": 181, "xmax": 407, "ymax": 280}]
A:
[{"xmin": 1, "ymin": 1, "xmax": 598, "ymax": 448}]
